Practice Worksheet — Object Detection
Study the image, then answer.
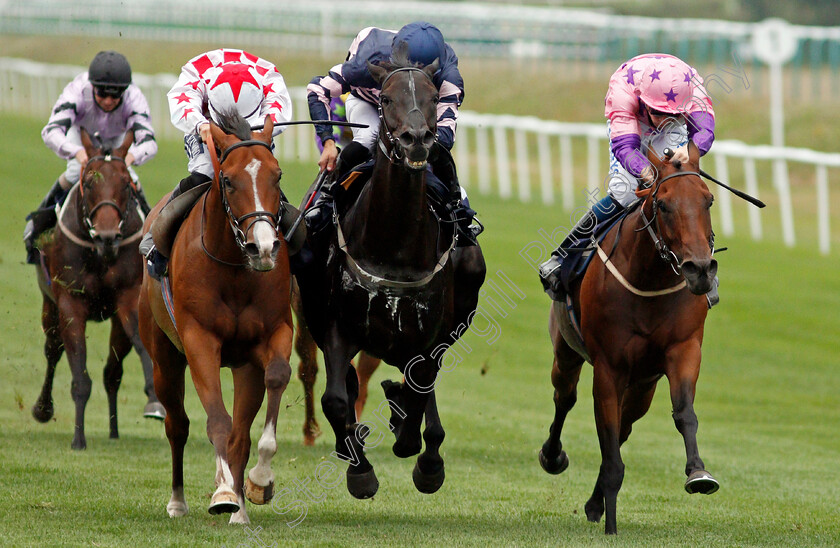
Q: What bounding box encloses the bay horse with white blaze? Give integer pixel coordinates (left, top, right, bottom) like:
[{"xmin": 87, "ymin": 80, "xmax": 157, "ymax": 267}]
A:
[
  {"xmin": 32, "ymin": 128, "xmax": 163, "ymax": 449},
  {"xmin": 540, "ymin": 144, "xmax": 720, "ymax": 534},
  {"xmin": 296, "ymin": 54, "xmax": 486, "ymax": 498},
  {"xmin": 139, "ymin": 112, "xmax": 293, "ymax": 524}
]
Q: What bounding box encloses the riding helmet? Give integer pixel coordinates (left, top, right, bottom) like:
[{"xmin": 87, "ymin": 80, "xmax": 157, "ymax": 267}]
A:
[
  {"xmin": 392, "ymin": 22, "xmax": 446, "ymax": 67},
  {"xmin": 88, "ymin": 51, "xmax": 132, "ymax": 90}
]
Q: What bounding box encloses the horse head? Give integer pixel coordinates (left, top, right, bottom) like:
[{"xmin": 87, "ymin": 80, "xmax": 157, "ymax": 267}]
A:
[
  {"xmin": 79, "ymin": 128, "xmax": 136, "ymax": 263},
  {"xmin": 368, "ymin": 42, "xmax": 440, "ymax": 170},
  {"xmin": 209, "ymin": 112, "xmax": 283, "ymax": 272},
  {"xmin": 643, "ymin": 142, "xmax": 717, "ymax": 295}
]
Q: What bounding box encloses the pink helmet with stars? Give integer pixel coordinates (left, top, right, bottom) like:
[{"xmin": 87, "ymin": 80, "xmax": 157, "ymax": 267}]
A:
[
  {"xmin": 206, "ymin": 63, "xmax": 264, "ymax": 126},
  {"xmin": 636, "ymin": 57, "xmax": 695, "ymax": 114}
]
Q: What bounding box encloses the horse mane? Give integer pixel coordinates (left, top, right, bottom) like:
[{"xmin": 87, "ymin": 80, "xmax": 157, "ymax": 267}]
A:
[{"xmin": 214, "ymin": 109, "xmax": 252, "ymax": 142}]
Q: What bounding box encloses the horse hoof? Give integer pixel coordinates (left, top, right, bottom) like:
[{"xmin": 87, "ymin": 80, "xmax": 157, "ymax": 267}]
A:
[
  {"xmin": 208, "ymin": 489, "xmax": 240, "ymax": 515},
  {"xmin": 346, "ymin": 469, "xmax": 379, "ymax": 499},
  {"xmin": 685, "ymin": 470, "xmax": 720, "ymax": 495},
  {"xmin": 71, "ymin": 437, "xmax": 87, "ymax": 451},
  {"xmin": 584, "ymin": 499, "xmax": 604, "ymax": 523},
  {"xmin": 412, "ymin": 462, "xmax": 445, "ymax": 494},
  {"xmin": 32, "ymin": 402, "xmax": 54, "ymax": 423},
  {"xmin": 245, "ymin": 476, "xmax": 274, "ymax": 505},
  {"xmin": 539, "ymin": 449, "xmax": 569, "ymax": 475},
  {"xmin": 143, "ymin": 401, "xmax": 166, "ymax": 421},
  {"xmin": 167, "ymin": 500, "xmax": 189, "ymax": 517}
]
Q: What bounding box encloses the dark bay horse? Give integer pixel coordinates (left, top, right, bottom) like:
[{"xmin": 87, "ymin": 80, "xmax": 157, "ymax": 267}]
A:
[
  {"xmin": 296, "ymin": 56, "xmax": 486, "ymax": 499},
  {"xmin": 139, "ymin": 112, "xmax": 293, "ymax": 524},
  {"xmin": 32, "ymin": 129, "xmax": 163, "ymax": 450},
  {"xmin": 540, "ymin": 143, "xmax": 719, "ymax": 534},
  {"xmin": 291, "ymin": 280, "xmax": 381, "ymax": 445}
]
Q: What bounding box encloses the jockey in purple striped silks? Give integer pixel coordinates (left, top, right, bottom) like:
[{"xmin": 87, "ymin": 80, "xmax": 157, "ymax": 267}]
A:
[
  {"xmin": 304, "ymin": 21, "xmax": 481, "ymax": 246},
  {"xmin": 540, "ymin": 53, "xmax": 716, "ymax": 291},
  {"xmin": 24, "ymin": 51, "xmax": 158, "ymax": 264}
]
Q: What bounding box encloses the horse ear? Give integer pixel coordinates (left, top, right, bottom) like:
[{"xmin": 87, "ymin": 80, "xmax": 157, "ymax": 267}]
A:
[
  {"xmin": 210, "ymin": 121, "xmax": 233, "ymax": 152},
  {"xmin": 114, "ymin": 130, "xmax": 134, "ymax": 159},
  {"xmin": 258, "ymin": 114, "xmax": 274, "ymax": 143},
  {"xmin": 423, "ymin": 58, "xmax": 440, "ymax": 79},
  {"xmin": 687, "ymin": 140, "xmax": 701, "ymax": 166},
  {"xmin": 80, "ymin": 128, "xmax": 99, "ymax": 157},
  {"xmin": 368, "ymin": 61, "xmax": 388, "ymax": 85}
]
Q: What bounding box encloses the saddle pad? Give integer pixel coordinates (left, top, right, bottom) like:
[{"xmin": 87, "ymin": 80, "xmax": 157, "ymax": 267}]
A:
[{"xmin": 150, "ymin": 182, "xmax": 212, "ymax": 257}]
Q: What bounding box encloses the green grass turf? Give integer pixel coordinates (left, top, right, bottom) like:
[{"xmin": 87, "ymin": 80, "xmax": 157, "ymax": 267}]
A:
[{"xmin": 1, "ymin": 112, "xmax": 839, "ymax": 546}]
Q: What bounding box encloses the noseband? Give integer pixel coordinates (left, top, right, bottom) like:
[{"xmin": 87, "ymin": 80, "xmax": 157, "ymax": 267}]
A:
[
  {"xmin": 208, "ymin": 137, "xmax": 283, "ymax": 255},
  {"xmin": 377, "ymin": 67, "xmax": 436, "ymax": 164},
  {"xmin": 636, "ymin": 170, "xmax": 715, "ymax": 276}
]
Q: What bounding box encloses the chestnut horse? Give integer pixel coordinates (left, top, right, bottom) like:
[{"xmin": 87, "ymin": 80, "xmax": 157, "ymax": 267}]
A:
[
  {"xmin": 32, "ymin": 129, "xmax": 163, "ymax": 450},
  {"xmin": 291, "ymin": 280, "xmax": 381, "ymax": 445},
  {"xmin": 296, "ymin": 54, "xmax": 486, "ymax": 499},
  {"xmin": 139, "ymin": 112, "xmax": 293, "ymax": 524},
  {"xmin": 539, "ymin": 144, "xmax": 720, "ymax": 534}
]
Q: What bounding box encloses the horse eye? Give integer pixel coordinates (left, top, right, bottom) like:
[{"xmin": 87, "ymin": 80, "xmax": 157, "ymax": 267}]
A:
[
  {"xmin": 432, "ymin": 95, "xmax": 440, "ymax": 104},
  {"xmin": 657, "ymin": 200, "xmax": 668, "ymax": 213},
  {"xmin": 223, "ymin": 177, "xmax": 233, "ymax": 191},
  {"xmin": 707, "ymin": 198, "xmax": 714, "ymax": 209},
  {"xmin": 380, "ymin": 96, "xmax": 391, "ymax": 106}
]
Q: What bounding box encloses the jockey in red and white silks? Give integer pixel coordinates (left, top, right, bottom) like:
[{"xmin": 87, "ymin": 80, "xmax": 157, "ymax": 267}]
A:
[
  {"xmin": 167, "ymin": 48, "xmax": 293, "ymax": 179},
  {"xmin": 605, "ymin": 53, "xmax": 716, "ymax": 206}
]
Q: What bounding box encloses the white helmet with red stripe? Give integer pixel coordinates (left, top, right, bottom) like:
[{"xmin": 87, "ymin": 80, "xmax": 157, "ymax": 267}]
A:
[{"xmin": 206, "ymin": 63, "xmax": 263, "ymax": 126}]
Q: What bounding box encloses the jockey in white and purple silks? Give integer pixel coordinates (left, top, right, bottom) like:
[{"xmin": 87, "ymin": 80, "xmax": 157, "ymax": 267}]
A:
[
  {"xmin": 24, "ymin": 51, "xmax": 158, "ymax": 264},
  {"xmin": 304, "ymin": 22, "xmax": 480, "ymax": 246},
  {"xmin": 540, "ymin": 53, "xmax": 715, "ymax": 292}
]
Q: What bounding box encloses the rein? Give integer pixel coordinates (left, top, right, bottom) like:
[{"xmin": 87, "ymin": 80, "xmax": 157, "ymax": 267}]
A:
[{"xmin": 205, "ymin": 132, "xmax": 283, "ymax": 262}]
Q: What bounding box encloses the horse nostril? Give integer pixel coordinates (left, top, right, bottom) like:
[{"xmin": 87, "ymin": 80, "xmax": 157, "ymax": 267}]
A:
[
  {"xmin": 271, "ymin": 240, "xmax": 281, "ymax": 257},
  {"xmin": 399, "ymin": 131, "xmax": 416, "ymax": 148},
  {"xmin": 709, "ymin": 259, "xmax": 719, "ymax": 277},
  {"xmin": 244, "ymin": 242, "xmax": 259, "ymax": 258},
  {"xmin": 422, "ymin": 130, "xmax": 435, "ymax": 148}
]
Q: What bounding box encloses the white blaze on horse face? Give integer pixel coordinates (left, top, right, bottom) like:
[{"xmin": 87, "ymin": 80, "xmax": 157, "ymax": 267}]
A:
[
  {"xmin": 248, "ymin": 420, "xmax": 277, "ymax": 487},
  {"xmin": 244, "ymin": 158, "xmax": 277, "ymax": 260}
]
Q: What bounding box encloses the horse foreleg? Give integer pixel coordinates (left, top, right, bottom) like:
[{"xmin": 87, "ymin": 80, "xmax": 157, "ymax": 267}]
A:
[
  {"xmin": 394, "ymin": 354, "xmax": 436, "ymax": 459},
  {"xmin": 117, "ymin": 297, "xmax": 165, "ymax": 420},
  {"xmin": 57, "ymin": 297, "xmax": 91, "ymax": 450},
  {"xmin": 413, "ymin": 391, "xmax": 446, "ymax": 494},
  {"xmin": 354, "ymin": 352, "xmax": 381, "ymax": 420},
  {"xmin": 587, "ymin": 362, "xmax": 626, "ymax": 534},
  {"xmin": 182, "ymin": 328, "xmax": 237, "ymax": 515},
  {"xmin": 293, "ymin": 312, "xmax": 320, "ymax": 446},
  {"xmin": 245, "ymin": 346, "xmax": 292, "ymax": 504},
  {"xmin": 227, "ymin": 363, "xmax": 268, "ymax": 525},
  {"xmin": 321, "ymin": 324, "xmax": 376, "ymax": 499},
  {"xmin": 541, "ymin": 309, "xmax": 584, "ymax": 475},
  {"xmin": 104, "ymin": 316, "xmax": 132, "ymax": 439},
  {"xmin": 666, "ymin": 340, "xmax": 719, "ymax": 495},
  {"xmin": 618, "ymin": 379, "xmax": 658, "ymax": 445},
  {"xmin": 33, "ymin": 296, "xmax": 63, "ymax": 423}
]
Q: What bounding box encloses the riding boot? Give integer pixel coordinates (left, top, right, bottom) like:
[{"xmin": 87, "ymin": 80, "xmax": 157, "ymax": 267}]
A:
[
  {"xmin": 539, "ymin": 195, "xmax": 625, "ymax": 297},
  {"xmin": 24, "ymin": 179, "xmax": 70, "ymax": 264},
  {"xmin": 140, "ymin": 172, "xmax": 212, "ymax": 280},
  {"xmin": 304, "ymin": 141, "xmax": 371, "ymax": 234},
  {"xmin": 430, "ymin": 145, "xmax": 481, "ymax": 247}
]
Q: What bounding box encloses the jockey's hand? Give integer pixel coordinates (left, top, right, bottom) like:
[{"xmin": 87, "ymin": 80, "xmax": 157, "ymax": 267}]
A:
[
  {"xmin": 75, "ymin": 149, "xmax": 89, "ymax": 166},
  {"xmin": 670, "ymin": 144, "xmax": 690, "ymax": 165},
  {"xmin": 318, "ymin": 139, "xmax": 338, "ymax": 172},
  {"xmin": 640, "ymin": 165, "xmax": 657, "ymax": 185},
  {"xmin": 198, "ymin": 123, "xmax": 211, "ymax": 145},
  {"xmin": 125, "ymin": 152, "xmax": 135, "ymax": 166}
]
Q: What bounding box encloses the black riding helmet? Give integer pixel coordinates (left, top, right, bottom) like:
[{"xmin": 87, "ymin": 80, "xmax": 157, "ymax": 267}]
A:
[{"xmin": 89, "ymin": 51, "xmax": 132, "ymax": 93}]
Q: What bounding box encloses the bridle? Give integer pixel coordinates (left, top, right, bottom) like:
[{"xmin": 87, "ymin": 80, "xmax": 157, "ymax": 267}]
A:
[
  {"xmin": 76, "ymin": 153, "xmax": 142, "ymax": 244},
  {"xmin": 635, "ymin": 170, "xmax": 715, "ymax": 276},
  {"xmin": 377, "ymin": 66, "xmax": 436, "ymax": 164},
  {"xmin": 206, "ymin": 134, "xmax": 283, "ymax": 258}
]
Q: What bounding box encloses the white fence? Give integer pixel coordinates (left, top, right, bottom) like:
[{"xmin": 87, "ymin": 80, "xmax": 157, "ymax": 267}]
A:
[{"xmin": 2, "ymin": 58, "xmax": 838, "ymax": 254}]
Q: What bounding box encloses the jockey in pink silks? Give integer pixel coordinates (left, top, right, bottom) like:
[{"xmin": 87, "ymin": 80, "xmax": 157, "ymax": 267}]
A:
[{"xmin": 540, "ymin": 53, "xmax": 716, "ymax": 295}]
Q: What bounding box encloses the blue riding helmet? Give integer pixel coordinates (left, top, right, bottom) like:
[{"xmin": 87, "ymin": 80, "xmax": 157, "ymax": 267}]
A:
[{"xmin": 391, "ymin": 22, "xmax": 446, "ymax": 67}]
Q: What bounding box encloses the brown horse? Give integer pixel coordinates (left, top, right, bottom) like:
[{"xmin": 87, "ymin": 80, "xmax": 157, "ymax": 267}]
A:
[
  {"xmin": 540, "ymin": 143, "xmax": 719, "ymax": 534},
  {"xmin": 31, "ymin": 129, "xmax": 163, "ymax": 450},
  {"xmin": 296, "ymin": 55, "xmax": 486, "ymax": 499},
  {"xmin": 138, "ymin": 112, "xmax": 293, "ymax": 524},
  {"xmin": 291, "ymin": 279, "xmax": 381, "ymax": 445}
]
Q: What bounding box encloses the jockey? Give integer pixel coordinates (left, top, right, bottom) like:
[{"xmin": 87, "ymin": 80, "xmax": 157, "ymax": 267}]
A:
[
  {"xmin": 140, "ymin": 48, "xmax": 293, "ymax": 277},
  {"xmin": 540, "ymin": 53, "xmax": 715, "ymax": 292},
  {"xmin": 305, "ymin": 21, "xmax": 480, "ymax": 246},
  {"xmin": 24, "ymin": 50, "xmax": 157, "ymax": 264}
]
